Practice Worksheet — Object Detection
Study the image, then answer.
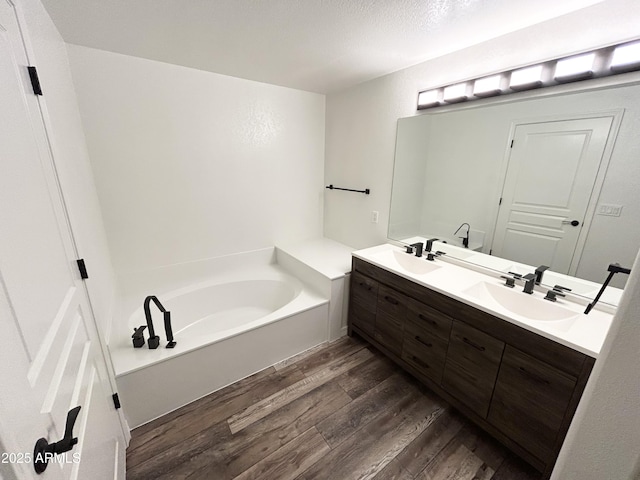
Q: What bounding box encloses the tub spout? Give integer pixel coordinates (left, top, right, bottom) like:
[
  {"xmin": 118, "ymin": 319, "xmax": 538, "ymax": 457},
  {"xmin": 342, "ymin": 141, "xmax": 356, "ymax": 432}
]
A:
[
  {"xmin": 164, "ymin": 311, "xmax": 176, "ymax": 348},
  {"xmin": 143, "ymin": 295, "xmax": 176, "ymax": 349}
]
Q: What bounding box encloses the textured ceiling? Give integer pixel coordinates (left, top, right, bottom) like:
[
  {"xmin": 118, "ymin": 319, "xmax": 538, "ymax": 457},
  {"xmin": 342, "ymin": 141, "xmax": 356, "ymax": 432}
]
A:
[{"xmin": 41, "ymin": 0, "xmax": 605, "ymax": 93}]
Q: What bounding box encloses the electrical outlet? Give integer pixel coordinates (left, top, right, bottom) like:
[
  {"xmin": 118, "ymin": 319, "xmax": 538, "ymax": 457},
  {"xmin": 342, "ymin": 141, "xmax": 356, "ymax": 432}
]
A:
[
  {"xmin": 598, "ymin": 203, "xmax": 623, "ymax": 217},
  {"xmin": 371, "ymin": 211, "xmax": 379, "ymax": 224}
]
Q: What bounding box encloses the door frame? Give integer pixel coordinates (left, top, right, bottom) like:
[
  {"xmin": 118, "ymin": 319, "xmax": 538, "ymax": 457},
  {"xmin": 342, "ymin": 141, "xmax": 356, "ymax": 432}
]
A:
[
  {"xmin": 7, "ymin": 0, "xmax": 130, "ymax": 443},
  {"xmin": 486, "ymin": 109, "xmax": 624, "ymax": 276}
]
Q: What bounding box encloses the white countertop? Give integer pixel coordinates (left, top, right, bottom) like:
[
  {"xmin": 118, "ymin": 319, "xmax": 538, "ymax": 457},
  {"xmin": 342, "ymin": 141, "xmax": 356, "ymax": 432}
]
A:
[{"xmin": 353, "ymin": 243, "xmax": 614, "ymax": 357}]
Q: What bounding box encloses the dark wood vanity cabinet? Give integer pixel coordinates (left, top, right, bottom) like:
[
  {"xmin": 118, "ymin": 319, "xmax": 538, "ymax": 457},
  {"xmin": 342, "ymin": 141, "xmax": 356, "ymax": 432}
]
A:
[
  {"xmin": 348, "ymin": 257, "xmax": 595, "ymax": 479},
  {"xmin": 442, "ymin": 321, "xmax": 505, "ymax": 418},
  {"xmin": 401, "ymin": 299, "xmax": 451, "ymax": 384},
  {"xmin": 488, "ymin": 345, "xmax": 578, "ymax": 463},
  {"xmin": 349, "ymin": 270, "xmax": 378, "ymax": 336}
]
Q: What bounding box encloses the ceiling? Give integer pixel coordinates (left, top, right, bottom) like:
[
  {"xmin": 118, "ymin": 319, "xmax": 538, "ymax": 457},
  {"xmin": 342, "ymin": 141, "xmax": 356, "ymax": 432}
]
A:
[{"xmin": 41, "ymin": 0, "xmax": 605, "ymax": 94}]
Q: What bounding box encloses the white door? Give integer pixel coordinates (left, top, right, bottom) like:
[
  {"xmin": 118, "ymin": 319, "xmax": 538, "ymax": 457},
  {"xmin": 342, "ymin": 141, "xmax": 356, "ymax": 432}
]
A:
[
  {"xmin": 0, "ymin": 2, "xmax": 126, "ymax": 479},
  {"xmin": 491, "ymin": 116, "xmax": 613, "ymax": 273}
]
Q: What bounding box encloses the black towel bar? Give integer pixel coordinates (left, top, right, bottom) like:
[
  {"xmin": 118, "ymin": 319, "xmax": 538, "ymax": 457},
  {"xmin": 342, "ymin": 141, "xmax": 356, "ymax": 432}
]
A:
[{"xmin": 325, "ymin": 184, "xmax": 370, "ymax": 194}]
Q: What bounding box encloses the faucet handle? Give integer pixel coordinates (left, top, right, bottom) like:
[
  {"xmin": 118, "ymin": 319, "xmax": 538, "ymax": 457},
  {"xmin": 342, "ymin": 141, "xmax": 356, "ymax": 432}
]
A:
[
  {"xmin": 552, "ymin": 285, "xmax": 572, "ymax": 292},
  {"xmin": 500, "ymin": 275, "xmax": 516, "ymax": 288},
  {"xmin": 132, "ymin": 325, "xmax": 146, "ymax": 348},
  {"xmin": 545, "ymin": 289, "xmax": 566, "ymax": 302}
]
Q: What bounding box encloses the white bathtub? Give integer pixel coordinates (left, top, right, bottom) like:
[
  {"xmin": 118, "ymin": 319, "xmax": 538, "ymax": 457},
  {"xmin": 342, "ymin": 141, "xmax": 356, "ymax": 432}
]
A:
[{"xmin": 110, "ymin": 248, "xmax": 329, "ymax": 428}]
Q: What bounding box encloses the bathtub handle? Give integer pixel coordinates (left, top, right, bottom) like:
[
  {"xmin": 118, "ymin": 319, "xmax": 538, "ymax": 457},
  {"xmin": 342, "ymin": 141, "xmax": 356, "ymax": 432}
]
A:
[{"xmin": 132, "ymin": 325, "xmax": 147, "ymax": 348}]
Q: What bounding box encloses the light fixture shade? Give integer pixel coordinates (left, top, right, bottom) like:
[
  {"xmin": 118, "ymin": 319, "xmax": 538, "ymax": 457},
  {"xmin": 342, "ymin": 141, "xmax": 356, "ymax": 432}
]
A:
[
  {"xmin": 443, "ymin": 83, "xmax": 468, "ymax": 103},
  {"xmin": 555, "ymin": 53, "xmax": 595, "ymax": 82},
  {"xmin": 510, "ymin": 65, "xmax": 543, "ymax": 90},
  {"xmin": 611, "ymin": 41, "xmax": 640, "ymax": 72},
  {"xmin": 417, "ymin": 89, "xmax": 440, "ymax": 108},
  {"xmin": 416, "ymin": 40, "xmax": 640, "ymax": 110},
  {"xmin": 473, "ymin": 74, "xmax": 502, "ymax": 97}
]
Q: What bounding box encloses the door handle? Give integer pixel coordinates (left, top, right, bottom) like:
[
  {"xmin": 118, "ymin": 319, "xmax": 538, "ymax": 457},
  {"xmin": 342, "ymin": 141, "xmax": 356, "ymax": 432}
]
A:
[
  {"xmin": 33, "ymin": 406, "xmax": 81, "ymax": 474},
  {"xmin": 562, "ymin": 220, "xmax": 580, "ymax": 226}
]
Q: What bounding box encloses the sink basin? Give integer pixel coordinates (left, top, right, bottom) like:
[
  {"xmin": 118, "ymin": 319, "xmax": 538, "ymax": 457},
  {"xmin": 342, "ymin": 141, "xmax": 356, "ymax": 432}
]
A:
[
  {"xmin": 371, "ymin": 249, "xmax": 441, "ymax": 275},
  {"xmin": 463, "ymin": 281, "xmax": 578, "ymax": 323}
]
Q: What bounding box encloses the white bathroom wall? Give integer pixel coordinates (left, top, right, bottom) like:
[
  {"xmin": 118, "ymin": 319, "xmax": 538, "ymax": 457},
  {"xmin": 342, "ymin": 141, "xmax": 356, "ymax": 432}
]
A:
[
  {"xmin": 18, "ymin": 0, "xmax": 119, "ymax": 342},
  {"xmin": 67, "ymin": 45, "xmax": 326, "ymax": 274},
  {"xmin": 324, "ymin": 0, "xmax": 640, "ymax": 250}
]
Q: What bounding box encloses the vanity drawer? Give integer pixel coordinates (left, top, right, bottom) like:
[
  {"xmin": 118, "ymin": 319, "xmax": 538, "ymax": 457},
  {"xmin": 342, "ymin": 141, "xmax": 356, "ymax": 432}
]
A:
[
  {"xmin": 402, "ymin": 321, "xmax": 448, "ymax": 383},
  {"xmin": 351, "ymin": 271, "xmax": 379, "ymax": 312},
  {"xmin": 406, "ymin": 298, "xmax": 452, "ymax": 342},
  {"xmin": 442, "ymin": 320, "xmax": 505, "ymax": 418},
  {"xmin": 488, "ymin": 346, "xmax": 577, "ymax": 463},
  {"xmin": 377, "ymin": 285, "xmax": 406, "ymax": 318}
]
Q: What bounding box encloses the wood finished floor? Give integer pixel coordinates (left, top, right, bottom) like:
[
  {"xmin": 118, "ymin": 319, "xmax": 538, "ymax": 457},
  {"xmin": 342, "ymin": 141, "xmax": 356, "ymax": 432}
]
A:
[{"xmin": 126, "ymin": 336, "xmax": 542, "ymax": 480}]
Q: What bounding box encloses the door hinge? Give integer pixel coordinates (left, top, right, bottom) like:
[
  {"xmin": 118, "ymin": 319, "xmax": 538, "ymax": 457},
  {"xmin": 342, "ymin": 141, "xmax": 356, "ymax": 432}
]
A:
[
  {"xmin": 27, "ymin": 66, "xmax": 43, "ymax": 95},
  {"xmin": 510, "ymin": 139, "xmax": 514, "ymax": 148},
  {"xmin": 498, "ymin": 197, "xmax": 502, "ymax": 205},
  {"xmin": 76, "ymin": 259, "xmax": 89, "ymax": 279},
  {"xmin": 112, "ymin": 393, "xmax": 121, "ymax": 410},
  {"xmin": 489, "ymin": 249, "xmax": 493, "ymax": 255}
]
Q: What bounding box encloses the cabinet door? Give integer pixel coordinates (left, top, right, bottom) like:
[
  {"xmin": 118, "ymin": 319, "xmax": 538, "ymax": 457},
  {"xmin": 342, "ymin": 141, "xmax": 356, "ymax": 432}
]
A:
[
  {"xmin": 349, "ymin": 271, "xmax": 378, "ymax": 336},
  {"xmin": 374, "ymin": 285, "xmax": 407, "ymax": 356},
  {"xmin": 488, "ymin": 346, "xmax": 577, "ymax": 463},
  {"xmin": 442, "ymin": 321, "xmax": 505, "ymax": 418}
]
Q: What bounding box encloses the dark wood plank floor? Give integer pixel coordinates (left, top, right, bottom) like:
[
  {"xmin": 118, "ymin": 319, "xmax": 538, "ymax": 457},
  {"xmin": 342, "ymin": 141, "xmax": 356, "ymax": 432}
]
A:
[{"xmin": 126, "ymin": 336, "xmax": 542, "ymax": 480}]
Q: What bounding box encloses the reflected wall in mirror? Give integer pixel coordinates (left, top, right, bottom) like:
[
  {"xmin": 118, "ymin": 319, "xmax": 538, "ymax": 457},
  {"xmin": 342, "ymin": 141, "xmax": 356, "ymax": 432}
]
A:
[{"xmin": 390, "ymin": 77, "xmax": 640, "ymax": 299}]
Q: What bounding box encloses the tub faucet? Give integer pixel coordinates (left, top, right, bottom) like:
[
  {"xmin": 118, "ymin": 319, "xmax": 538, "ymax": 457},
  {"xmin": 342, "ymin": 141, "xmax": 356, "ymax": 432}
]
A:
[
  {"xmin": 143, "ymin": 296, "xmax": 176, "ymax": 349},
  {"xmin": 453, "ymin": 223, "xmax": 470, "ymax": 248},
  {"xmin": 584, "ymin": 263, "xmax": 632, "ymax": 314}
]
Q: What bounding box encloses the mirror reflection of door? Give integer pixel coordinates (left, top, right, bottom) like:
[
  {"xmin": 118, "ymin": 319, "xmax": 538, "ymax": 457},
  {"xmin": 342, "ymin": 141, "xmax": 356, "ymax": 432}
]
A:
[{"xmin": 491, "ymin": 116, "xmax": 614, "ymax": 274}]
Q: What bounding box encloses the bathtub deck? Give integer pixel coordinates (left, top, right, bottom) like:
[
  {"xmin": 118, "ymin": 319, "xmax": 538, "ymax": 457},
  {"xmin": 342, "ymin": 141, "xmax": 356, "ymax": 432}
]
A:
[{"xmin": 125, "ymin": 336, "xmax": 541, "ymax": 480}]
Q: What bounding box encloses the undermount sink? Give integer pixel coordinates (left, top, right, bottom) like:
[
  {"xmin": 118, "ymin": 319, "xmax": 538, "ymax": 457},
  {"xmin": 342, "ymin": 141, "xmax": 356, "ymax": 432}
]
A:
[
  {"xmin": 463, "ymin": 281, "xmax": 579, "ymax": 324},
  {"xmin": 371, "ymin": 249, "xmax": 441, "ymax": 275}
]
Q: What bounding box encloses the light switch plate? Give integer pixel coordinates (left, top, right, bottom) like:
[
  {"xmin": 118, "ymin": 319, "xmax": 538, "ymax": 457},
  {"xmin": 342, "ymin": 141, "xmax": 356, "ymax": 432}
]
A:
[{"xmin": 598, "ymin": 203, "xmax": 623, "ymax": 217}]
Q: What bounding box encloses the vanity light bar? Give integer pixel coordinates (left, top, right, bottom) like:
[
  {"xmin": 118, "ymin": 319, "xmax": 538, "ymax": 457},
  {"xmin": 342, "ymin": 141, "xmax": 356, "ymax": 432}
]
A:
[
  {"xmin": 473, "ymin": 74, "xmax": 502, "ymax": 97},
  {"xmin": 509, "ymin": 65, "xmax": 544, "ymax": 90},
  {"xmin": 417, "ymin": 40, "xmax": 640, "ymax": 110},
  {"xmin": 443, "ymin": 83, "xmax": 468, "ymax": 103},
  {"xmin": 555, "ymin": 52, "xmax": 595, "ymax": 82},
  {"xmin": 417, "ymin": 89, "xmax": 440, "ymax": 108},
  {"xmin": 611, "ymin": 40, "xmax": 640, "ymax": 72}
]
